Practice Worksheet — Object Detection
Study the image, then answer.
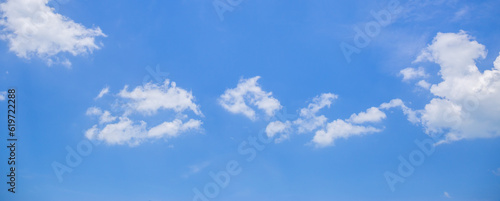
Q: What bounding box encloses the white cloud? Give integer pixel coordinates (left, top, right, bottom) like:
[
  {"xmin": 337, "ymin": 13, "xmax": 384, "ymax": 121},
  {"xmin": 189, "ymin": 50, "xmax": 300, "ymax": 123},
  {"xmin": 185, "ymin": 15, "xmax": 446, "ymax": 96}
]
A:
[
  {"xmin": 86, "ymin": 117, "xmax": 146, "ymax": 146},
  {"xmin": 399, "ymin": 67, "xmax": 428, "ymax": 81},
  {"xmin": 294, "ymin": 93, "xmax": 337, "ymax": 133},
  {"xmin": 183, "ymin": 161, "xmax": 211, "ymax": 178},
  {"xmin": 310, "ymin": 98, "xmax": 419, "ymax": 147},
  {"xmin": 414, "ymin": 31, "xmax": 500, "ymax": 144},
  {"xmin": 99, "ymin": 111, "xmax": 116, "ymax": 124},
  {"xmin": 379, "ymin": 99, "xmax": 419, "ymax": 124},
  {"xmin": 260, "ymin": 93, "xmax": 413, "ymax": 147},
  {"xmin": 0, "ymin": 91, "xmax": 6, "ymax": 101},
  {"xmin": 85, "ymin": 80, "xmax": 203, "ymax": 146},
  {"xmin": 148, "ymin": 119, "xmax": 202, "ymax": 138},
  {"xmin": 85, "ymin": 107, "xmax": 102, "ymax": 116},
  {"xmin": 265, "ymin": 120, "xmax": 291, "ymax": 143},
  {"xmin": 0, "ymin": 0, "xmax": 106, "ymax": 66},
  {"xmin": 444, "ymin": 192, "xmax": 451, "ymax": 198},
  {"xmin": 312, "ymin": 119, "xmax": 381, "ymax": 147},
  {"xmin": 219, "ymin": 76, "xmax": 281, "ymax": 120},
  {"xmin": 416, "ymin": 80, "xmax": 431, "ymax": 89},
  {"xmin": 95, "ymin": 86, "xmax": 109, "ymax": 100},
  {"xmin": 119, "ymin": 80, "xmax": 202, "ymax": 116},
  {"xmin": 348, "ymin": 107, "xmax": 386, "ymax": 124}
]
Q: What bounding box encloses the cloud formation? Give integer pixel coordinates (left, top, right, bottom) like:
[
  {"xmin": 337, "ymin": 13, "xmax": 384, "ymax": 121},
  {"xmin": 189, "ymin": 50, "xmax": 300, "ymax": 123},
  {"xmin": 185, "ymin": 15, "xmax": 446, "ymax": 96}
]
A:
[
  {"xmin": 262, "ymin": 91, "xmax": 415, "ymax": 147},
  {"xmin": 119, "ymin": 80, "xmax": 202, "ymax": 116},
  {"xmin": 95, "ymin": 87, "xmax": 109, "ymax": 100},
  {"xmin": 293, "ymin": 93, "xmax": 337, "ymax": 134},
  {"xmin": 0, "ymin": 0, "xmax": 106, "ymax": 66},
  {"xmin": 413, "ymin": 31, "xmax": 500, "ymax": 144},
  {"xmin": 219, "ymin": 76, "xmax": 282, "ymax": 120},
  {"xmin": 399, "ymin": 67, "xmax": 428, "ymax": 81},
  {"xmin": 85, "ymin": 80, "xmax": 203, "ymax": 146}
]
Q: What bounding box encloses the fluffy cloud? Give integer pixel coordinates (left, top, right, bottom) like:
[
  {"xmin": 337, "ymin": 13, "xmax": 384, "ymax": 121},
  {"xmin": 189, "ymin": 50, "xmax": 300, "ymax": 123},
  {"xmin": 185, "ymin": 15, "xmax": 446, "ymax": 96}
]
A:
[
  {"xmin": 263, "ymin": 92, "xmax": 413, "ymax": 147},
  {"xmin": 85, "ymin": 80, "xmax": 203, "ymax": 146},
  {"xmin": 379, "ymin": 98, "xmax": 419, "ymax": 124},
  {"xmin": 119, "ymin": 80, "xmax": 202, "ymax": 116},
  {"xmin": 219, "ymin": 76, "xmax": 281, "ymax": 120},
  {"xmin": 311, "ymin": 98, "xmax": 418, "ymax": 147},
  {"xmin": 312, "ymin": 119, "xmax": 381, "ymax": 147},
  {"xmin": 413, "ymin": 31, "xmax": 500, "ymax": 144},
  {"xmin": 310, "ymin": 99, "xmax": 410, "ymax": 147},
  {"xmin": 399, "ymin": 67, "xmax": 428, "ymax": 81},
  {"xmin": 147, "ymin": 119, "xmax": 202, "ymax": 138},
  {"xmin": 293, "ymin": 93, "xmax": 337, "ymax": 133},
  {"xmin": 348, "ymin": 107, "xmax": 386, "ymax": 124},
  {"xmin": 416, "ymin": 80, "xmax": 431, "ymax": 89},
  {"xmin": 85, "ymin": 107, "xmax": 116, "ymax": 124},
  {"xmin": 0, "ymin": 0, "xmax": 105, "ymax": 66},
  {"xmin": 265, "ymin": 120, "xmax": 292, "ymax": 143}
]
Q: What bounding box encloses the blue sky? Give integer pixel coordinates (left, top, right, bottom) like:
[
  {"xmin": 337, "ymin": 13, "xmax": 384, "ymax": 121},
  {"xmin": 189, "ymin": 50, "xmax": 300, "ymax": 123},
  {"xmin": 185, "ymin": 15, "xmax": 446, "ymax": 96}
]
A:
[{"xmin": 1, "ymin": 0, "xmax": 500, "ymax": 200}]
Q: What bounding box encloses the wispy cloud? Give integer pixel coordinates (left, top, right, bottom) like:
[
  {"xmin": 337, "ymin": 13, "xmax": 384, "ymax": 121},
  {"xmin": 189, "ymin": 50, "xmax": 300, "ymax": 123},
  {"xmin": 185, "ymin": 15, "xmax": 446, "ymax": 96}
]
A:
[{"xmin": 94, "ymin": 86, "xmax": 109, "ymax": 100}]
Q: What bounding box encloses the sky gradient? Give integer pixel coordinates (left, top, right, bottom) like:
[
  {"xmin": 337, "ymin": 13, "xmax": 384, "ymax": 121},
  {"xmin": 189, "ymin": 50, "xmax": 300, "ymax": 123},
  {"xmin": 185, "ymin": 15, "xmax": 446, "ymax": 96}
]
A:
[{"xmin": 1, "ymin": 0, "xmax": 500, "ymax": 200}]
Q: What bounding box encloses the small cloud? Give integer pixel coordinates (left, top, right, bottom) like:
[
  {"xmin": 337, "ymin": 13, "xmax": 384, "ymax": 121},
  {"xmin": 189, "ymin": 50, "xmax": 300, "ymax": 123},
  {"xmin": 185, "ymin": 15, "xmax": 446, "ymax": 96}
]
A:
[
  {"xmin": 399, "ymin": 67, "xmax": 428, "ymax": 81},
  {"xmin": 444, "ymin": 191, "xmax": 451, "ymax": 198},
  {"xmin": 0, "ymin": 91, "xmax": 6, "ymax": 101},
  {"xmin": 348, "ymin": 107, "xmax": 386, "ymax": 124},
  {"xmin": 416, "ymin": 80, "xmax": 431, "ymax": 89},
  {"xmin": 266, "ymin": 120, "xmax": 292, "ymax": 143},
  {"xmin": 452, "ymin": 6, "xmax": 469, "ymax": 21},
  {"xmin": 293, "ymin": 93, "xmax": 337, "ymax": 134},
  {"xmin": 492, "ymin": 168, "xmax": 500, "ymax": 176},
  {"xmin": 95, "ymin": 86, "xmax": 110, "ymax": 100},
  {"xmin": 219, "ymin": 76, "xmax": 281, "ymax": 120},
  {"xmin": 183, "ymin": 161, "xmax": 210, "ymax": 178}
]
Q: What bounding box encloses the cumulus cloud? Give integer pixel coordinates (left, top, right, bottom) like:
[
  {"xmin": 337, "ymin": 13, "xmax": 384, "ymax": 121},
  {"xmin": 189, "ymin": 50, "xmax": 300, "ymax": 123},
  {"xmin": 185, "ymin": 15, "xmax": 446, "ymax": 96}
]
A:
[
  {"xmin": 416, "ymin": 80, "xmax": 431, "ymax": 89},
  {"xmin": 262, "ymin": 92, "xmax": 414, "ymax": 147},
  {"xmin": 85, "ymin": 107, "xmax": 116, "ymax": 124},
  {"xmin": 219, "ymin": 76, "xmax": 281, "ymax": 120},
  {"xmin": 413, "ymin": 31, "xmax": 500, "ymax": 144},
  {"xmin": 399, "ymin": 67, "xmax": 428, "ymax": 81},
  {"xmin": 0, "ymin": 0, "xmax": 106, "ymax": 66},
  {"xmin": 348, "ymin": 107, "xmax": 386, "ymax": 124},
  {"xmin": 293, "ymin": 93, "xmax": 337, "ymax": 133},
  {"xmin": 148, "ymin": 119, "xmax": 202, "ymax": 138},
  {"xmin": 265, "ymin": 120, "xmax": 292, "ymax": 143},
  {"xmin": 99, "ymin": 111, "xmax": 117, "ymax": 124},
  {"xmin": 312, "ymin": 119, "xmax": 381, "ymax": 147},
  {"xmin": 379, "ymin": 98, "xmax": 419, "ymax": 124},
  {"xmin": 85, "ymin": 80, "xmax": 203, "ymax": 146},
  {"xmin": 310, "ymin": 99, "xmax": 413, "ymax": 147}
]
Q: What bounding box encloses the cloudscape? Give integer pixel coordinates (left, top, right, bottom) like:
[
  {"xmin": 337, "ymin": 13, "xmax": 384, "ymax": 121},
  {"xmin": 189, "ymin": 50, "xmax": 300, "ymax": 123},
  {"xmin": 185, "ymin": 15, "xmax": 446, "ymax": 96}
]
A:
[{"xmin": 1, "ymin": 0, "xmax": 499, "ymax": 200}]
